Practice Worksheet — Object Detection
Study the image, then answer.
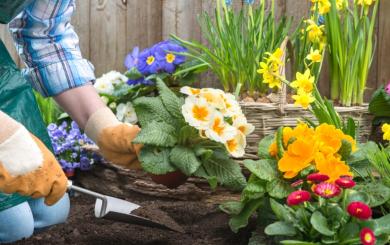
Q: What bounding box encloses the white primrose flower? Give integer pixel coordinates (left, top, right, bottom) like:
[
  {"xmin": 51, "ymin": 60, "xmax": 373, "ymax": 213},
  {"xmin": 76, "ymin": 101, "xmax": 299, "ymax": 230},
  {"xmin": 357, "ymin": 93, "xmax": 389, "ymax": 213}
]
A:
[
  {"xmin": 116, "ymin": 102, "xmax": 138, "ymax": 124},
  {"xmin": 220, "ymin": 93, "xmax": 243, "ymax": 117},
  {"xmin": 182, "ymin": 96, "xmax": 215, "ymax": 130},
  {"xmin": 205, "ymin": 112, "xmax": 237, "ymax": 144},
  {"xmin": 100, "ymin": 71, "xmax": 128, "ymax": 85},
  {"xmin": 94, "ymin": 78, "xmax": 115, "ymax": 95},
  {"xmin": 180, "ymin": 86, "xmax": 201, "ymax": 96},
  {"xmin": 233, "ymin": 115, "xmax": 255, "ymax": 136},
  {"xmin": 100, "ymin": 96, "xmax": 109, "ymax": 105},
  {"xmin": 225, "ymin": 131, "xmax": 246, "ymax": 158},
  {"xmin": 198, "ymin": 88, "xmax": 226, "ymax": 111},
  {"xmin": 109, "ymin": 102, "xmax": 117, "ymax": 109}
]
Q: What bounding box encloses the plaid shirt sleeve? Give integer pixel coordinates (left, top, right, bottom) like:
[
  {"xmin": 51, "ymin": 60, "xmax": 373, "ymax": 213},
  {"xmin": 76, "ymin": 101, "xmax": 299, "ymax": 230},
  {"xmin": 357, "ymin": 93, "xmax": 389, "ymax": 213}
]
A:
[{"xmin": 8, "ymin": 0, "xmax": 95, "ymax": 97}]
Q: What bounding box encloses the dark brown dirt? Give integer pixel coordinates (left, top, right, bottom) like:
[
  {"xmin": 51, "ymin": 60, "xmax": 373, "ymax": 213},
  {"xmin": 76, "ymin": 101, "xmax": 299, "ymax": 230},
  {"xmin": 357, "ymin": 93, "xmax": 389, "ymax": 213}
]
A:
[{"xmin": 14, "ymin": 194, "xmax": 256, "ymax": 245}]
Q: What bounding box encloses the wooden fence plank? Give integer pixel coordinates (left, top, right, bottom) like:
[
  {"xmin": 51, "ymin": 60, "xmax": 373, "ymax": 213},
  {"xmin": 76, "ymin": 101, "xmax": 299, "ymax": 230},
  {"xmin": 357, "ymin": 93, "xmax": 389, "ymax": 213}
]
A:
[
  {"xmin": 377, "ymin": 0, "xmax": 390, "ymax": 88},
  {"xmin": 0, "ymin": 24, "xmax": 20, "ymax": 65},
  {"xmin": 90, "ymin": 0, "xmax": 128, "ymax": 76},
  {"xmin": 72, "ymin": 0, "xmax": 91, "ymax": 60},
  {"xmin": 127, "ymin": 0, "xmax": 163, "ymax": 51}
]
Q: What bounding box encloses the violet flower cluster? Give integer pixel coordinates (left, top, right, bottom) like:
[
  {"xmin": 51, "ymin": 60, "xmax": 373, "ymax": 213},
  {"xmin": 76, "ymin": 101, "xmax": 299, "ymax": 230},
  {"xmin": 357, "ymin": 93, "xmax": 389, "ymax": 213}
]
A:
[
  {"xmin": 124, "ymin": 40, "xmax": 187, "ymax": 86},
  {"xmin": 47, "ymin": 121, "xmax": 101, "ymax": 175}
]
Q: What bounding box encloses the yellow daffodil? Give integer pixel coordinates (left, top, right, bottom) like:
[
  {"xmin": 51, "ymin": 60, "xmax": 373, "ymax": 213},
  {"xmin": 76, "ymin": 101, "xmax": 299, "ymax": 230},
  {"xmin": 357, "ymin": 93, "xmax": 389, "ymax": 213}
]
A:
[
  {"xmin": 180, "ymin": 86, "xmax": 201, "ymax": 96},
  {"xmin": 356, "ymin": 0, "xmax": 375, "ymax": 6},
  {"xmin": 306, "ymin": 20, "xmax": 324, "ymax": 43},
  {"xmin": 233, "ymin": 115, "xmax": 255, "ymax": 136},
  {"xmin": 291, "ymin": 69, "xmax": 315, "ymax": 94},
  {"xmin": 336, "ymin": 0, "xmax": 347, "ymax": 10},
  {"xmin": 257, "ymin": 62, "xmax": 282, "ymax": 89},
  {"xmin": 182, "ymin": 96, "xmax": 214, "ymax": 130},
  {"xmin": 205, "ymin": 112, "xmax": 237, "ymax": 144},
  {"xmin": 311, "ymin": 0, "xmax": 331, "ymax": 14},
  {"xmin": 265, "ymin": 48, "xmax": 283, "ymax": 65},
  {"xmin": 306, "ymin": 48, "xmax": 322, "ymax": 63},
  {"xmin": 225, "ymin": 131, "xmax": 246, "ymax": 158},
  {"xmin": 382, "ymin": 123, "xmax": 390, "ymax": 141},
  {"xmin": 292, "ymin": 91, "xmax": 315, "ymax": 109}
]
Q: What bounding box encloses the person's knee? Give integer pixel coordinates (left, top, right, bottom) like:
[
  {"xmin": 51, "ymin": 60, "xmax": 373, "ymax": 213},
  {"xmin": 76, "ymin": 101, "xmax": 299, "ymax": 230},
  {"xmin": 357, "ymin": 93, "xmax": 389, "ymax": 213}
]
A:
[
  {"xmin": 0, "ymin": 202, "xmax": 34, "ymax": 243},
  {"xmin": 28, "ymin": 194, "xmax": 70, "ymax": 230}
]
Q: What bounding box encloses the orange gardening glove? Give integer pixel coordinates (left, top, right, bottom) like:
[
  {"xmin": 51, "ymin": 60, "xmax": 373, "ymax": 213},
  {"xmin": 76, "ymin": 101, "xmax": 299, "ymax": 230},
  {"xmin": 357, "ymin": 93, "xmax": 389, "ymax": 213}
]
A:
[
  {"xmin": 85, "ymin": 107, "xmax": 142, "ymax": 169},
  {"xmin": 0, "ymin": 112, "xmax": 67, "ymax": 206}
]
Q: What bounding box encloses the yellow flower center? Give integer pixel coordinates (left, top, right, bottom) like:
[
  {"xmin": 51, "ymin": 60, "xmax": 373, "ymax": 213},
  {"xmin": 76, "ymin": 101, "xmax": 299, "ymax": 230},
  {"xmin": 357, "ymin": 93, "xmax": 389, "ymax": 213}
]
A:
[
  {"xmin": 166, "ymin": 53, "xmax": 176, "ymax": 63},
  {"xmin": 356, "ymin": 208, "xmax": 362, "ymax": 213},
  {"xmin": 324, "ymin": 188, "xmax": 334, "ymax": 195},
  {"xmin": 227, "ymin": 139, "xmax": 238, "ymax": 152},
  {"xmin": 238, "ymin": 126, "xmax": 246, "ymax": 134},
  {"xmin": 192, "ymin": 105, "xmax": 209, "ymax": 121},
  {"xmin": 295, "ymin": 194, "xmax": 302, "ymax": 200},
  {"xmin": 364, "ymin": 233, "xmax": 373, "ymax": 242},
  {"xmin": 146, "ymin": 56, "xmax": 155, "ymax": 65},
  {"xmin": 212, "ymin": 118, "xmax": 225, "ymax": 136},
  {"xmin": 190, "ymin": 88, "xmax": 200, "ymax": 95}
]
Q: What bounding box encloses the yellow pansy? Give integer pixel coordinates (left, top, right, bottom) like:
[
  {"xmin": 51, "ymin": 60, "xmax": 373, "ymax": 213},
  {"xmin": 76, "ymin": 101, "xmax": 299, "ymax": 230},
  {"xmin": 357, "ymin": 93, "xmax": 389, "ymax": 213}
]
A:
[
  {"xmin": 382, "ymin": 123, "xmax": 390, "ymax": 141},
  {"xmin": 306, "ymin": 20, "xmax": 324, "ymax": 43},
  {"xmin": 291, "ymin": 69, "xmax": 315, "ymax": 94},
  {"xmin": 306, "ymin": 48, "xmax": 322, "ymax": 63},
  {"xmin": 292, "ymin": 91, "xmax": 315, "ymax": 109}
]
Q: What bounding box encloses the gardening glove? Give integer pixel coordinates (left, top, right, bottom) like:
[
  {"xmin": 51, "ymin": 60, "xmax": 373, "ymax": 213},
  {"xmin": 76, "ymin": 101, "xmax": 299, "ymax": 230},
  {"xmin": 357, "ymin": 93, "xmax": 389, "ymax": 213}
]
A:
[
  {"xmin": 84, "ymin": 107, "xmax": 142, "ymax": 169},
  {"xmin": 0, "ymin": 112, "xmax": 67, "ymax": 206}
]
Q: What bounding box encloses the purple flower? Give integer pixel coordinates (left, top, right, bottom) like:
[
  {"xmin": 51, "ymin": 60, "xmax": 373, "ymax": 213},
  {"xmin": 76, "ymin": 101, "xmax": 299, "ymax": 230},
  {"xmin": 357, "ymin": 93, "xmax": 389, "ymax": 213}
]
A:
[
  {"xmin": 47, "ymin": 123, "xmax": 57, "ymax": 132},
  {"xmin": 137, "ymin": 47, "xmax": 160, "ymax": 75},
  {"xmin": 127, "ymin": 78, "xmax": 155, "ymax": 86},
  {"xmin": 155, "ymin": 41, "xmax": 187, "ymax": 73},
  {"xmin": 80, "ymin": 157, "xmax": 92, "ymax": 171},
  {"xmin": 124, "ymin": 47, "xmax": 140, "ymax": 70}
]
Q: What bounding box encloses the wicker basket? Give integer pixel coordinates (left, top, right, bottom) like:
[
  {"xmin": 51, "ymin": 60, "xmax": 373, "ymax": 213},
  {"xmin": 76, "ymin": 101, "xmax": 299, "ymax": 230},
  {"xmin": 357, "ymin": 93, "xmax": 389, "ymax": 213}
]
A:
[
  {"xmin": 239, "ymin": 38, "xmax": 373, "ymax": 159},
  {"xmin": 241, "ymin": 102, "xmax": 372, "ymax": 158}
]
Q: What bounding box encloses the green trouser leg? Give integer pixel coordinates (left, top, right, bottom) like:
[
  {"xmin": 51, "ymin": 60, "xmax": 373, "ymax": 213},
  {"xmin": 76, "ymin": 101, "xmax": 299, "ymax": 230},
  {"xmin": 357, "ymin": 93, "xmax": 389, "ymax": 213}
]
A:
[{"xmin": 0, "ymin": 40, "xmax": 53, "ymax": 211}]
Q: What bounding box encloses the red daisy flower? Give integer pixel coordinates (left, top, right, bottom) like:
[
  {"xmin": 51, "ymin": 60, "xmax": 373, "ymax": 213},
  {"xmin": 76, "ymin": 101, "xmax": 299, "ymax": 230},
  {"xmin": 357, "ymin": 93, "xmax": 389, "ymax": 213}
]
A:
[
  {"xmin": 335, "ymin": 177, "xmax": 356, "ymax": 189},
  {"xmin": 314, "ymin": 182, "xmax": 341, "ymax": 198},
  {"xmin": 291, "ymin": 179, "xmax": 304, "ymax": 188},
  {"xmin": 307, "ymin": 173, "xmax": 330, "ymax": 183},
  {"xmin": 287, "ymin": 190, "xmax": 311, "ymax": 206},
  {"xmin": 347, "ymin": 202, "xmax": 372, "ymax": 220},
  {"xmin": 360, "ymin": 227, "xmax": 376, "ymax": 245}
]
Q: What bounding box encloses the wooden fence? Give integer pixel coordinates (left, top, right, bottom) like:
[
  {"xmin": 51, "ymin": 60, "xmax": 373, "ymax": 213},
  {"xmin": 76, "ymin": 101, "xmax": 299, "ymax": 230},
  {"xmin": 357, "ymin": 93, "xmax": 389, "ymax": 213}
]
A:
[{"xmin": 1, "ymin": 0, "xmax": 390, "ymax": 100}]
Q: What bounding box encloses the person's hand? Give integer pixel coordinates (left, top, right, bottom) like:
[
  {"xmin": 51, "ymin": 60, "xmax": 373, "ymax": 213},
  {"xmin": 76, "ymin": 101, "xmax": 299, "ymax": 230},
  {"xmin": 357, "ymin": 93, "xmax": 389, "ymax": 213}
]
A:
[
  {"xmin": 0, "ymin": 113, "xmax": 67, "ymax": 206},
  {"xmin": 85, "ymin": 108, "xmax": 142, "ymax": 169}
]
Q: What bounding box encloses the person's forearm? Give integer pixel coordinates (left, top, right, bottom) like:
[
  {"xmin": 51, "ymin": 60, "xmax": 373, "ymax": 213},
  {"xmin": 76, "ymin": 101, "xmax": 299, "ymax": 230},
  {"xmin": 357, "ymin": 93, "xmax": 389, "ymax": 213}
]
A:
[{"xmin": 54, "ymin": 85, "xmax": 106, "ymax": 129}]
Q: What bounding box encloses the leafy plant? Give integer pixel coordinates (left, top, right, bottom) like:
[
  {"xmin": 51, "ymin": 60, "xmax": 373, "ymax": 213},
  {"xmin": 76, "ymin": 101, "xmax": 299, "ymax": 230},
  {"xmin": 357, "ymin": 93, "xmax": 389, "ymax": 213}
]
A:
[
  {"xmin": 133, "ymin": 79, "xmax": 248, "ymax": 190},
  {"xmin": 172, "ymin": 0, "xmax": 293, "ymax": 97},
  {"xmin": 320, "ymin": 0, "xmax": 379, "ymax": 106},
  {"xmin": 34, "ymin": 91, "xmax": 62, "ymax": 126}
]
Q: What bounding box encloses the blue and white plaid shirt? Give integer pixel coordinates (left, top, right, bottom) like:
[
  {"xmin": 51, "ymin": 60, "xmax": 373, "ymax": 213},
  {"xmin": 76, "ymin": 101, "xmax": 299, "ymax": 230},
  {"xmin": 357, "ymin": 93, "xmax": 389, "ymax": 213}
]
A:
[{"xmin": 8, "ymin": 0, "xmax": 95, "ymax": 97}]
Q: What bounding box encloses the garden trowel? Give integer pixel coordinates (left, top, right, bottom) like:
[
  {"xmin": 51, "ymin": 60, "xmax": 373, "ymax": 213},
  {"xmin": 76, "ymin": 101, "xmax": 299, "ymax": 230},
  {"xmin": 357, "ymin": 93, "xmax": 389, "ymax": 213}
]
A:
[{"xmin": 67, "ymin": 181, "xmax": 184, "ymax": 233}]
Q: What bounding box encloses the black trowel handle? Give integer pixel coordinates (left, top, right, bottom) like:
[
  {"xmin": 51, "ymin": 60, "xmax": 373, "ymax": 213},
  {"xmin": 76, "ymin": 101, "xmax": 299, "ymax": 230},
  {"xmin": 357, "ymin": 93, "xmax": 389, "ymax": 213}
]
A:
[{"xmin": 67, "ymin": 180, "xmax": 108, "ymax": 217}]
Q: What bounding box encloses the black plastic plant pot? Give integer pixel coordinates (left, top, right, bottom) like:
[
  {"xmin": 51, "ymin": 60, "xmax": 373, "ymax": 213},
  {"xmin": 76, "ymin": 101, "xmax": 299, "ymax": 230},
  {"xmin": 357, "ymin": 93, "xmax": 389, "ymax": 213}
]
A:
[{"xmin": 149, "ymin": 171, "xmax": 188, "ymax": 189}]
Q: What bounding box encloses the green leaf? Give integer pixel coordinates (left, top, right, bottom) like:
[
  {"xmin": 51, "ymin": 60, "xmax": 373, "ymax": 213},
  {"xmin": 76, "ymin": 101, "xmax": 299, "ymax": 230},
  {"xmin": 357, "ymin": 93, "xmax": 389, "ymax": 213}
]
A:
[
  {"xmin": 243, "ymin": 159, "xmax": 278, "ymax": 181},
  {"xmin": 133, "ymin": 97, "xmax": 177, "ymax": 127},
  {"xmin": 229, "ymin": 199, "xmax": 262, "ymax": 233},
  {"xmin": 276, "ymin": 127, "xmax": 285, "ymax": 159},
  {"xmin": 269, "ymin": 198, "xmax": 295, "ymax": 223},
  {"xmin": 354, "ymin": 182, "xmax": 390, "ymax": 207},
  {"xmin": 134, "ymin": 121, "xmax": 178, "ymax": 147},
  {"xmin": 257, "ymin": 134, "xmax": 274, "ymax": 158},
  {"xmin": 310, "ymin": 211, "xmax": 335, "ymax": 236},
  {"xmin": 364, "ymin": 214, "xmax": 390, "ymax": 236},
  {"xmin": 369, "ymin": 88, "xmax": 390, "ymax": 117},
  {"xmin": 248, "ymin": 228, "xmax": 268, "ymax": 245},
  {"xmin": 169, "ymin": 146, "xmax": 202, "ymax": 175},
  {"xmin": 125, "ymin": 66, "xmax": 143, "ymax": 80},
  {"xmin": 219, "ymin": 201, "xmax": 244, "ymax": 215},
  {"xmin": 338, "ymin": 139, "xmax": 352, "ymax": 161},
  {"xmin": 267, "ymin": 179, "xmax": 293, "ymax": 199},
  {"xmin": 156, "ymin": 79, "xmax": 183, "ymax": 119},
  {"xmin": 243, "ymin": 177, "xmax": 266, "ymax": 200},
  {"xmin": 280, "ymin": 241, "xmax": 319, "ymax": 245},
  {"xmin": 202, "ymin": 152, "xmax": 246, "ymax": 190},
  {"xmin": 139, "ymin": 146, "xmax": 176, "ymax": 175},
  {"xmin": 339, "ymin": 223, "xmax": 360, "ymax": 242},
  {"xmin": 265, "ymin": 221, "xmax": 297, "ymax": 236}
]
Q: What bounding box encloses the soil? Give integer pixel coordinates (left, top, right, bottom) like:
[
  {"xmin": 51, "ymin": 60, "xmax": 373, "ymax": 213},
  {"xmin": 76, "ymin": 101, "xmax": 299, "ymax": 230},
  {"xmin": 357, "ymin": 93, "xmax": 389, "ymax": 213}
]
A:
[{"xmin": 14, "ymin": 194, "xmax": 257, "ymax": 245}]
